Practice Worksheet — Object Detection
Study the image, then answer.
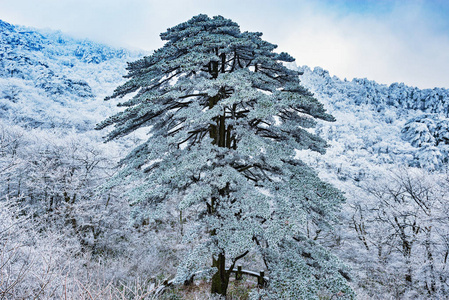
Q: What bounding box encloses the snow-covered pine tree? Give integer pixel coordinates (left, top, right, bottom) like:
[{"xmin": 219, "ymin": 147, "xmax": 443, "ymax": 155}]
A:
[{"xmin": 97, "ymin": 14, "xmax": 353, "ymax": 298}]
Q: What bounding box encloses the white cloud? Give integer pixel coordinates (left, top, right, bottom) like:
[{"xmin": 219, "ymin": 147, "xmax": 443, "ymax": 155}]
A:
[{"xmin": 268, "ymin": 1, "xmax": 449, "ymax": 88}]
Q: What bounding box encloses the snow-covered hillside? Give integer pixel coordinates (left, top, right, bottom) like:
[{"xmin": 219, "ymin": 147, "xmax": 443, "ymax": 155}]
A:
[
  {"xmin": 298, "ymin": 66, "xmax": 449, "ymax": 172},
  {"xmin": 0, "ymin": 19, "xmax": 144, "ymax": 130},
  {"xmin": 295, "ymin": 67, "xmax": 449, "ymax": 299}
]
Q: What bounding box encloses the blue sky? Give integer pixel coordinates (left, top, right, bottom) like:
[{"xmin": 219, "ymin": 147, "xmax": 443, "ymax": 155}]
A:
[{"xmin": 1, "ymin": 0, "xmax": 449, "ymax": 89}]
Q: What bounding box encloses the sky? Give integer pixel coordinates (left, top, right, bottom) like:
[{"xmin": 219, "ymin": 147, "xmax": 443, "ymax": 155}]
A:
[{"xmin": 1, "ymin": 0, "xmax": 449, "ymax": 89}]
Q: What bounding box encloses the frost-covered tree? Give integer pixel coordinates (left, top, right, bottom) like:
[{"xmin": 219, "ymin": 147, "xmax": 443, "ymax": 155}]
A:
[
  {"xmin": 358, "ymin": 167, "xmax": 449, "ymax": 298},
  {"xmin": 97, "ymin": 14, "xmax": 352, "ymax": 298}
]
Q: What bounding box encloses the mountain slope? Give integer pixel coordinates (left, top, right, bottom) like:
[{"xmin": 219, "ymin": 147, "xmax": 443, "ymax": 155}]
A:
[
  {"xmin": 0, "ymin": 19, "xmax": 144, "ymax": 130},
  {"xmin": 298, "ymin": 66, "xmax": 449, "ymax": 171}
]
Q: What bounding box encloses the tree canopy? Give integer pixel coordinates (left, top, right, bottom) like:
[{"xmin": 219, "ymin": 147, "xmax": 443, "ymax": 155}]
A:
[{"xmin": 97, "ymin": 14, "xmax": 353, "ymax": 299}]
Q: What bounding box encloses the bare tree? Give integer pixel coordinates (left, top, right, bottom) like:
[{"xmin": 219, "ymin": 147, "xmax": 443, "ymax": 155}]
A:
[{"xmin": 359, "ymin": 167, "xmax": 449, "ymax": 297}]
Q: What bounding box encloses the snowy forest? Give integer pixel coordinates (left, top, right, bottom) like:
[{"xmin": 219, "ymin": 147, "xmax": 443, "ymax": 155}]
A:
[{"xmin": 1, "ymin": 14, "xmax": 449, "ymax": 299}]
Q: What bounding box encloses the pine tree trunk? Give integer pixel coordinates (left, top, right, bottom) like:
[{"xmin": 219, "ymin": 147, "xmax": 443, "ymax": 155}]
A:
[
  {"xmin": 208, "ymin": 55, "xmax": 232, "ymax": 296},
  {"xmin": 211, "ymin": 253, "xmax": 229, "ymax": 296},
  {"xmin": 209, "ymin": 197, "xmax": 231, "ymax": 296}
]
